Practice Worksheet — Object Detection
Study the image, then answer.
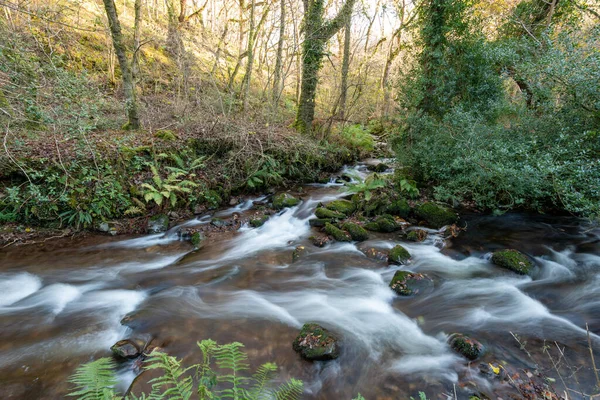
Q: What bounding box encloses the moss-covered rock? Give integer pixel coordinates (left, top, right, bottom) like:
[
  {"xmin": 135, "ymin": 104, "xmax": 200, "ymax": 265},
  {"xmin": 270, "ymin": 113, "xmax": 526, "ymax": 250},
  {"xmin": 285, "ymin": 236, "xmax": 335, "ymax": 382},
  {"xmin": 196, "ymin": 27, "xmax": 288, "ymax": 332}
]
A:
[
  {"xmin": 388, "ymin": 245, "xmax": 411, "ymax": 265},
  {"xmin": 449, "ymin": 334, "xmax": 484, "ymax": 360},
  {"xmin": 367, "ymin": 163, "xmax": 389, "ymax": 173},
  {"xmin": 389, "ymin": 271, "xmax": 432, "ymax": 296},
  {"xmin": 309, "ymin": 218, "xmax": 330, "ymax": 227},
  {"xmin": 292, "ymin": 323, "xmax": 340, "ymax": 361},
  {"xmin": 415, "ymin": 202, "xmax": 458, "ymax": 229},
  {"xmin": 363, "ymin": 192, "xmax": 390, "ymax": 217},
  {"xmin": 272, "ymin": 193, "xmax": 300, "ymax": 210},
  {"xmin": 341, "ymin": 222, "xmax": 369, "ymax": 241},
  {"xmin": 190, "ymin": 232, "xmax": 205, "ymax": 248},
  {"xmin": 407, "ymin": 229, "xmax": 427, "ymax": 242},
  {"xmin": 325, "ymin": 199, "xmax": 355, "ymax": 215},
  {"xmin": 249, "ymin": 215, "xmax": 269, "ymax": 228},
  {"xmin": 154, "ymin": 130, "xmax": 178, "ymax": 141},
  {"xmin": 325, "ymin": 223, "xmax": 352, "ymax": 242},
  {"xmin": 386, "ymin": 199, "xmax": 411, "ymax": 218},
  {"xmin": 364, "ymin": 221, "xmax": 381, "ymax": 231},
  {"xmin": 148, "ymin": 214, "xmax": 169, "ymax": 234},
  {"xmin": 375, "ymin": 215, "xmax": 399, "ymax": 233},
  {"xmin": 315, "ymin": 207, "xmax": 346, "ymax": 219},
  {"xmin": 491, "ymin": 249, "xmax": 532, "ymax": 275}
]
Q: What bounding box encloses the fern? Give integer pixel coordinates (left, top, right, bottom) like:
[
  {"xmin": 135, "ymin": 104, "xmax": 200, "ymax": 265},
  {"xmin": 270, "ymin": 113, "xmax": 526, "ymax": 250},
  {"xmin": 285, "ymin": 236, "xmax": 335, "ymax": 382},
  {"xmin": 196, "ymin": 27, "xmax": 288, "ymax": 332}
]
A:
[
  {"xmin": 273, "ymin": 378, "xmax": 303, "ymax": 400},
  {"xmin": 67, "ymin": 357, "xmax": 118, "ymax": 400},
  {"xmin": 145, "ymin": 352, "xmax": 193, "ymax": 400},
  {"xmin": 344, "ymin": 173, "xmax": 387, "ymax": 201},
  {"xmin": 247, "ymin": 363, "xmax": 277, "ymax": 400},
  {"xmin": 213, "ymin": 342, "xmax": 250, "ymax": 399}
]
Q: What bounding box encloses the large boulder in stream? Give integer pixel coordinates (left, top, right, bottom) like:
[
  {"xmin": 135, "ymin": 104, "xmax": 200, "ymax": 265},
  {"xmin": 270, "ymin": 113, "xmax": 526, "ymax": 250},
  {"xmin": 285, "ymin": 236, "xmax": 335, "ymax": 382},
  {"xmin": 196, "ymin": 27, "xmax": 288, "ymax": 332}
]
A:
[
  {"xmin": 272, "ymin": 193, "xmax": 300, "ymax": 210},
  {"xmin": 325, "ymin": 199, "xmax": 355, "ymax": 216},
  {"xmin": 491, "ymin": 249, "xmax": 532, "ymax": 275},
  {"xmin": 147, "ymin": 214, "xmax": 169, "ymax": 234},
  {"xmin": 407, "ymin": 229, "xmax": 427, "ymax": 242},
  {"xmin": 414, "ymin": 202, "xmax": 458, "ymax": 229},
  {"xmin": 325, "ymin": 223, "xmax": 352, "ymax": 242},
  {"xmin": 389, "ymin": 270, "xmax": 432, "ymax": 296},
  {"xmin": 449, "ymin": 333, "xmax": 484, "ymax": 360},
  {"xmin": 293, "ymin": 323, "xmax": 340, "ymax": 361},
  {"xmin": 388, "ymin": 245, "xmax": 411, "ymax": 265}
]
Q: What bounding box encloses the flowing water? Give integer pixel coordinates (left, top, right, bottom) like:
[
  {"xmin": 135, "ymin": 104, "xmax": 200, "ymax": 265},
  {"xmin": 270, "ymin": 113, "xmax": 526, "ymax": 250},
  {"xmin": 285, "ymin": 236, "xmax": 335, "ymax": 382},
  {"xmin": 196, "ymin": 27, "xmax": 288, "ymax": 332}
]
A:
[{"xmin": 1, "ymin": 162, "xmax": 600, "ymax": 399}]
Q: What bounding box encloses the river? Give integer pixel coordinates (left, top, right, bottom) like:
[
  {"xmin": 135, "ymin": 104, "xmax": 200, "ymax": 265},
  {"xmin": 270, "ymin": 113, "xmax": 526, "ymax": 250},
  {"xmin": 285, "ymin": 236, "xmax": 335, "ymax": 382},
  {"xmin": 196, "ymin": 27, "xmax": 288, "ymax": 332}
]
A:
[{"xmin": 1, "ymin": 162, "xmax": 599, "ymax": 399}]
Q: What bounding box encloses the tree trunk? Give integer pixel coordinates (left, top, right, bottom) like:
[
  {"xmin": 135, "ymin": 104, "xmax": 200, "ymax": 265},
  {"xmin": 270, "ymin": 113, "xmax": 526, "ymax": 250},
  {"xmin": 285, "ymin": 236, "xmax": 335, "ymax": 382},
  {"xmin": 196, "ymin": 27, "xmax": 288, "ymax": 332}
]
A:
[
  {"xmin": 339, "ymin": 16, "xmax": 351, "ymax": 121},
  {"xmin": 295, "ymin": 0, "xmax": 357, "ymax": 134},
  {"xmin": 102, "ymin": 0, "xmax": 140, "ymax": 130},
  {"xmin": 272, "ymin": 0, "xmax": 285, "ymax": 105},
  {"xmin": 242, "ymin": 0, "xmax": 255, "ymax": 110}
]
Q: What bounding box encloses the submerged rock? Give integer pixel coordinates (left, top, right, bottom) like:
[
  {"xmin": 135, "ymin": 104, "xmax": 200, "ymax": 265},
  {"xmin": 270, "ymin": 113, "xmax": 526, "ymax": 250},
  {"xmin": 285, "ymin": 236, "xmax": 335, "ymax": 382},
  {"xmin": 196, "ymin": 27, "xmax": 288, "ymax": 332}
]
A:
[
  {"xmin": 388, "ymin": 245, "xmax": 411, "ymax": 265},
  {"xmin": 367, "ymin": 163, "xmax": 389, "ymax": 173},
  {"xmin": 389, "ymin": 271, "xmax": 432, "ymax": 296},
  {"xmin": 249, "ymin": 215, "xmax": 269, "ymax": 228},
  {"xmin": 311, "ymin": 235, "xmax": 332, "ymax": 247},
  {"xmin": 362, "ymin": 247, "xmax": 388, "ymax": 261},
  {"xmin": 449, "ymin": 333, "xmax": 484, "ymax": 360},
  {"xmin": 407, "ymin": 229, "xmax": 427, "ymax": 242},
  {"xmin": 292, "ymin": 323, "xmax": 340, "ymax": 361},
  {"xmin": 147, "ymin": 214, "xmax": 169, "ymax": 234},
  {"xmin": 325, "ymin": 223, "xmax": 352, "ymax": 242},
  {"xmin": 292, "ymin": 245, "xmax": 307, "ymax": 262},
  {"xmin": 272, "ymin": 193, "xmax": 300, "ymax": 210},
  {"xmin": 315, "ymin": 207, "xmax": 346, "ymax": 219},
  {"xmin": 342, "ymin": 222, "xmax": 369, "ymax": 241},
  {"xmin": 111, "ymin": 339, "xmax": 142, "ymax": 359},
  {"xmin": 325, "ymin": 199, "xmax": 355, "ymax": 216},
  {"xmin": 190, "ymin": 232, "xmax": 205, "ymax": 248},
  {"xmin": 210, "ymin": 218, "xmax": 229, "ymax": 228},
  {"xmin": 491, "ymin": 249, "xmax": 532, "ymax": 275},
  {"xmin": 415, "ymin": 202, "xmax": 458, "ymax": 229}
]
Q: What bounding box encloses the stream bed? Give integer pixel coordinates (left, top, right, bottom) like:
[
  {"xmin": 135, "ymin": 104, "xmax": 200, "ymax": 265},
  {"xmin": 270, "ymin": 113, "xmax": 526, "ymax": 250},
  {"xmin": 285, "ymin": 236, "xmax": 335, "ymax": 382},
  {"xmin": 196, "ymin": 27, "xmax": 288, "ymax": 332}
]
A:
[{"xmin": 1, "ymin": 162, "xmax": 600, "ymax": 399}]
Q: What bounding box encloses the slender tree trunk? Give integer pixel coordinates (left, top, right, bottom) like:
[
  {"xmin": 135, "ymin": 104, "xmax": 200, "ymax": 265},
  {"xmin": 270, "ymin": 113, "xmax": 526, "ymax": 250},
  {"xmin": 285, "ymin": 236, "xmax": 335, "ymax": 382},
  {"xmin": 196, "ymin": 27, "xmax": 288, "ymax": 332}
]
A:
[
  {"xmin": 272, "ymin": 0, "xmax": 285, "ymax": 105},
  {"xmin": 339, "ymin": 16, "xmax": 351, "ymax": 121},
  {"xmin": 242, "ymin": 0, "xmax": 255, "ymax": 110},
  {"xmin": 102, "ymin": 0, "xmax": 140, "ymax": 129}
]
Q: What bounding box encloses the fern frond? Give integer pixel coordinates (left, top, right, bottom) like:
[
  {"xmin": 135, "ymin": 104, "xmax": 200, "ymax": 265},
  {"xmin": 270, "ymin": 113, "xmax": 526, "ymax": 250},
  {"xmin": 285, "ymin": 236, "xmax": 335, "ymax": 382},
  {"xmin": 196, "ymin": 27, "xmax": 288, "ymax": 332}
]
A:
[
  {"xmin": 67, "ymin": 357, "xmax": 118, "ymax": 400},
  {"xmin": 124, "ymin": 206, "xmax": 143, "ymax": 216},
  {"xmin": 213, "ymin": 342, "xmax": 250, "ymax": 399},
  {"xmin": 247, "ymin": 362, "xmax": 277, "ymax": 400},
  {"xmin": 145, "ymin": 352, "xmax": 193, "ymax": 400},
  {"xmin": 273, "ymin": 378, "xmax": 303, "ymax": 400}
]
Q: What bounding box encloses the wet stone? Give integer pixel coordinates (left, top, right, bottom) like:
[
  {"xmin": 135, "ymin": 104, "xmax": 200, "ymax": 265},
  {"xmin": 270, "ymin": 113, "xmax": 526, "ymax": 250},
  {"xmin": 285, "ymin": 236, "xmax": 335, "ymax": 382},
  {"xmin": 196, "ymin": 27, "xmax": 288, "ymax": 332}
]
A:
[
  {"xmin": 389, "ymin": 270, "xmax": 432, "ymax": 296},
  {"xmin": 111, "ymin": 339, "xmax": 141, "ymax": 359},
  {"xmin": 147, "ymin": 214, "xmax": 169, "ymax": 234},
  {"xmin": 449, "ymin": 333, "xmax": 484, "ymax": 360},
  {"xmin": 292, "ymin": 323, "xmax": 340, "ymax": 361}
]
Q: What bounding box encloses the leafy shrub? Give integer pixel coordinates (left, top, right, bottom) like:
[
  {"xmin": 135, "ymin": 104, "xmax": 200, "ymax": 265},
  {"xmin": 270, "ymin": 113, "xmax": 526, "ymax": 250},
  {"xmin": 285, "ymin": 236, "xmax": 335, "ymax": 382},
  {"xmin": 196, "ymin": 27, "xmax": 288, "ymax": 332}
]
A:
[{"xmin": 336, "ymin": 124, "xmax": 375, "ymax": 153}]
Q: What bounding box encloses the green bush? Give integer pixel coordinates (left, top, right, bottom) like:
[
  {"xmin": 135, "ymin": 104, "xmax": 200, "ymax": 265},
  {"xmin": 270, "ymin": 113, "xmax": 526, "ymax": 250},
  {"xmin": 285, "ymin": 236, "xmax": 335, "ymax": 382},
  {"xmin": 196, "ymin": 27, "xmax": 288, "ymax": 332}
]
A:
[{"xmin": 336, "ymin": 124, "xmax": 375, "ymax": 153}]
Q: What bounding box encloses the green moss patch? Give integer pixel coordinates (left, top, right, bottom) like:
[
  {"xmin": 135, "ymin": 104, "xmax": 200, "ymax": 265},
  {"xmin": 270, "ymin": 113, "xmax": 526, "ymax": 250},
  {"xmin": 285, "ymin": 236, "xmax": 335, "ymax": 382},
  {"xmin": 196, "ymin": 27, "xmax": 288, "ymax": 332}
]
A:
[
  {"xmin": 325, "ymin": 199, "xmax": 355, "ymax": 215},
  {"xmin": 389, "ymin": 270, "xmax": 431, "ymax": 296},
  {"xmin": 491, "ymin": 249, "xmax": 532, "ymax": 275},
  {"xmin": 325, "ymin": 223, "xmax": 352, "ymax": 242},
  {"xmin": 272, "ymin": 193, "xmax": 300, "ymax": 210},
  {"xmin": 407, "ymin": 229, "xmax": 427, "ymax": 242},
  {"xmin": 388, "ymin": 245, "xmax": 411, "ymax": 265},
  {"xmin": 415, "ymin": 202, "xmax": 458, "ymax": 229},
  {"xmin": 249, "ymin": 215, "xmax": 269, "ymax": 227},
  {"xmin": 341, "ymin": 222, "xmax": 369, "ymax": 241},
  {"xmin": 315, "ymin": 207, "xmax": 345, "ymax": 219}
]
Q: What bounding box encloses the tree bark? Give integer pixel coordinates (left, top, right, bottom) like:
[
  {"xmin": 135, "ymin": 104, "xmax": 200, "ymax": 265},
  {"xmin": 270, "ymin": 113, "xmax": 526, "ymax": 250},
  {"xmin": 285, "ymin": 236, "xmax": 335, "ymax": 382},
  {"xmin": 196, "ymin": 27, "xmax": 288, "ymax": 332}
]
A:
[
  {"xmin": 272, "ymin": 0, "xmax": 285, "ymax": 105},
  {"xmin": 339, "ymin": 16, "xmax": 351, "ymax": 121},
  {"xmin": 295, "ymin": 0, "xmax": 357, "ymax": 135},
  {"xmin": 242, "ymin": 0, "xmax": 256, "ymax": 110},
  {"xmin": 102, "ymin": 0, "xmax": 141, "ymax": 129}
]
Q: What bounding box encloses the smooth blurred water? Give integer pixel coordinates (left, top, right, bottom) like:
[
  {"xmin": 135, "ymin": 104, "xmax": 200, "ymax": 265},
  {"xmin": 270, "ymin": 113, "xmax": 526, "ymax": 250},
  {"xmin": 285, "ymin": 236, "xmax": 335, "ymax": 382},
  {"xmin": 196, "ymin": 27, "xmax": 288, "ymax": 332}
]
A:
[{"xmin": 1, "ymin": 162, "xmax": 599, "ymax": 399}]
